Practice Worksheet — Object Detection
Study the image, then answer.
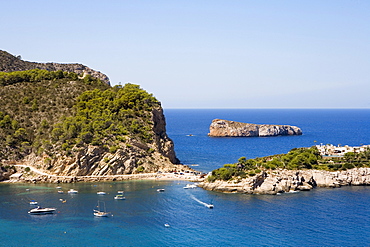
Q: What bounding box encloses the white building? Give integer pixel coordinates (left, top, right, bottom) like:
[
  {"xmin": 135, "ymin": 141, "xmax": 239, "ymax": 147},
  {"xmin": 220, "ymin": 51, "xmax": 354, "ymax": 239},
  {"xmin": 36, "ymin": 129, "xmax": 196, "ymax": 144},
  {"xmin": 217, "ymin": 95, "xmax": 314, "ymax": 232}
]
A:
[{"xmin": 316, "ymin": 144, "xmax": 370, "ymax": 156}]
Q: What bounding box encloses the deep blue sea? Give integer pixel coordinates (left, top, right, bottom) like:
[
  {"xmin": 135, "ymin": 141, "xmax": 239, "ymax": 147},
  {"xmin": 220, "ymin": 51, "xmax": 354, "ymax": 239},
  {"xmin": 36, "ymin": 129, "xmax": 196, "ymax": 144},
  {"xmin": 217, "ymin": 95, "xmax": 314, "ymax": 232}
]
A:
[{"xmin": 1, "ymin": 109, "xmax": 370, "ymax": 247}]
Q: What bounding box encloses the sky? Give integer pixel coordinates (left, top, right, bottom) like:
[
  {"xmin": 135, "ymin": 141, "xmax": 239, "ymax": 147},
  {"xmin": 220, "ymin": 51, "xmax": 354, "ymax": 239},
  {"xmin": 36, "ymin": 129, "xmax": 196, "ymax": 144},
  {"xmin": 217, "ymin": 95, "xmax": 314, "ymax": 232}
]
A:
[{"xmin": 1, "ymin": 0, "xmax": 369, "ymax": 109}]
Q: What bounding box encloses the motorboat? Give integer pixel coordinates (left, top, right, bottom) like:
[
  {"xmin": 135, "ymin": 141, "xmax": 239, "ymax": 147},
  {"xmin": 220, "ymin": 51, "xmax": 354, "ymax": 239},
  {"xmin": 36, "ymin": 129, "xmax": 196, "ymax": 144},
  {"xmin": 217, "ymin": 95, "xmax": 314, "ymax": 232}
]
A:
[
  {"xmin": 114, "ymin": 195, "xmax": 125, "ymax": 200},
  {"xmin": 157, "ymin": 189, "xmax": 165, "ymax": 192},
  {"xmin": 93, "ymin": 201, "xmax": 110, "ymax": 217},
  {"xmin": 58, "ymin": 190, "xmax": 64, "ymax": 194},
  {"xmin": 97, "ymin": 192, "xmax": 106, "ymax": 195},
  {"xmin": 117, "ymin": 191, "xmax": 124, "ymax": 194},
  {"xmin": 183, "ymin": 184, "xmax": 197, "ymax": 189},
  {"xmin": 205, "ymin": 204, "xmax": 214, "ymax": 209},
  {"xmin": 68, "ymin": 189, "xmax": 78, "ymax": 194},
  {"xmin": 28, "ymin": 206, "xmax": 56, "ymax": 215},
  {"xmin": 29, "ymin": 200, "xmax": 38, "ymax": 205},
  {"xmin": 164, "ymin": 223, "xmax": 170, "ymax": 227}
]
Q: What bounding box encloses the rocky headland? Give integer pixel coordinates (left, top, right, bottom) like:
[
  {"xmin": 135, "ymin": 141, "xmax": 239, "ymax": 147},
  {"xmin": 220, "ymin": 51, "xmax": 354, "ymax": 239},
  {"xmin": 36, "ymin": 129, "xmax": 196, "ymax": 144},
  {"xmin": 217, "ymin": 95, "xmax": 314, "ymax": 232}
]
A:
[
  {"xmin": 2, "ymin": 107, "xmax": 187, "ymax": 183},
  {"xmin": 208, "ymin": 119, "xmax": 302, "ymax": 137},
  {"xmin": 199, "ymin": 168, "xmax": 370, "ymax": 195},
  {"xmin": 0, "ymin": 50, "xmax": 110, "ymax": 85},
  {"xmin": 0, "ymin": 51, "xmax": 192, "ymax": 183}
]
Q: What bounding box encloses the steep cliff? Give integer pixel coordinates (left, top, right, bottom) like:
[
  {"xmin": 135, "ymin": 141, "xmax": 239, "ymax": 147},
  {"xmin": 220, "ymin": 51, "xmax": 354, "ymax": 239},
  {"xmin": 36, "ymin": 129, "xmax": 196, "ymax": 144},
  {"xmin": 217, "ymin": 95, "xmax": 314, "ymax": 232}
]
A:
[
  {"xmin": 208, "ymin": 119, "xmax": 302, "ymax": 137},
  {"xmin": 199, "ymin": 168, "xmax": 370, "ymax": 195},
  {"xmin": 0, "ymin": 50, "xmax": 110, "ymax": 85}
]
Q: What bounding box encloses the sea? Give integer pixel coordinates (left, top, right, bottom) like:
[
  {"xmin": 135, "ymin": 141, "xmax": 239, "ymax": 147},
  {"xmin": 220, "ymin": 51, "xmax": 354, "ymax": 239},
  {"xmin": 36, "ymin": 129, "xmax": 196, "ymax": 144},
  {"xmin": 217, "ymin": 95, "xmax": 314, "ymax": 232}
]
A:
[{"xmin": 1, "ymin": 109, "xmax": 370, "ymax": 247}]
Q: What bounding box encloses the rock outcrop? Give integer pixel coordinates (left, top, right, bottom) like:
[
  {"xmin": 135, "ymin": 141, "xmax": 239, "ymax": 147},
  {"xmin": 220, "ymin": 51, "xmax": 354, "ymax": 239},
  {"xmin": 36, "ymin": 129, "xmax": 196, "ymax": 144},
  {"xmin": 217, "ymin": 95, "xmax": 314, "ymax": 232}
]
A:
[
  {"xmin": 199, "ymin": 168, "xmax": 370, "ymax": 195},
  {"xmin": 208, "ymin": 119, "xmax": 302, "ymax": 137},
  {"xmin": 0, "ymin": 50, "xmax": 110, "ymax": 85}
]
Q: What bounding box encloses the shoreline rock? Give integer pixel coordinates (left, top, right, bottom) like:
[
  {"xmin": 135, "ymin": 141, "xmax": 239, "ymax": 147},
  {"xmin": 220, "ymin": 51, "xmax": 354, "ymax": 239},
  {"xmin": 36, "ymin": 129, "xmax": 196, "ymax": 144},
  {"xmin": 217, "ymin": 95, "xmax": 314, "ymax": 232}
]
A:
[
  {"xmin": 198, "ymin": 168, "xmax": 370, "ymax": 195},
  {"xmin": 208, "ymin": 119, "xmax": 302, "ymax": 137},
  {"xmin": 2, "ymin": 170, "xmax": 204, "ymax": 184}
]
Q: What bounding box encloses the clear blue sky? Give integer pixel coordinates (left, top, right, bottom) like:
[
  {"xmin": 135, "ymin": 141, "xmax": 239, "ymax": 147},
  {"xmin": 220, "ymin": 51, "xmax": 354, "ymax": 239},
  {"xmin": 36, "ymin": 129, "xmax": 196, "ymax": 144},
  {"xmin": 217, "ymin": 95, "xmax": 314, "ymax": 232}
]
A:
[{"xmin": 1, "ymin": 0, "xmax": 369, "ymax": 108}]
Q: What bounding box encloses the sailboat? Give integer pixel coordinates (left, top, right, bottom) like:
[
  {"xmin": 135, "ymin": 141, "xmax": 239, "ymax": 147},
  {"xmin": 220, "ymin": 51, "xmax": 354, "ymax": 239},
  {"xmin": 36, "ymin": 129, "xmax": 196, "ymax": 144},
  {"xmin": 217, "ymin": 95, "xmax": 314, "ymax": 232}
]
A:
[{"xmin": 93, "ymin": 201, "xmax": 110, "ymax": 217}]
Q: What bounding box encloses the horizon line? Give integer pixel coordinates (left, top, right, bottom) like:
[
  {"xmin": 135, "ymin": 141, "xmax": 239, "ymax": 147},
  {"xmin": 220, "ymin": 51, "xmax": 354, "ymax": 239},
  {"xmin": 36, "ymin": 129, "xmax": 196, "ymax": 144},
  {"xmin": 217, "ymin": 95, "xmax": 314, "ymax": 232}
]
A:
[{"xmin": 163, "ymin": 107, "xmax": 370, "ymax": 110}]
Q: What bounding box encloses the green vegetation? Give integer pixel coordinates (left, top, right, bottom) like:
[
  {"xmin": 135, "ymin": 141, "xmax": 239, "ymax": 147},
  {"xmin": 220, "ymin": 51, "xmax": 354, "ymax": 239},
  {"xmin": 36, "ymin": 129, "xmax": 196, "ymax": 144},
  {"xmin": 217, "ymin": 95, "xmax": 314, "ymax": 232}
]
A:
[
  {"xmin": 51, "ymin": 83, "xmax": 158, "ymax": 152},
  {"xmin": 207, "ymin": 147, "xmax": 370, "ymax": 182},
  {"xmin": 0, "ymin": 69, "xmax": 96, "ymax": 86},
  {"xmin": 0, "ymin": 69, "xmax": 159, "ymax": 161},
  {"xmin": 136, "ymin": 166, "xmax": 145, "ymax": 173}
]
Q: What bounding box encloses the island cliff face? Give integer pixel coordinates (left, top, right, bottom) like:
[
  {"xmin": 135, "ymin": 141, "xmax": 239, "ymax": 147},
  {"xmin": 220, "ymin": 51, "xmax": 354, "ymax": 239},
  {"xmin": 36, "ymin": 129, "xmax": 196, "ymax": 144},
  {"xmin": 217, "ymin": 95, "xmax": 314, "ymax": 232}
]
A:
[
  {"xmin": 199, "ymin": 168, "xmax": 370, "ymax": 195},
  {"xmin": 208, "ymin": 119, "xmax": 302, "ymax": 137}
]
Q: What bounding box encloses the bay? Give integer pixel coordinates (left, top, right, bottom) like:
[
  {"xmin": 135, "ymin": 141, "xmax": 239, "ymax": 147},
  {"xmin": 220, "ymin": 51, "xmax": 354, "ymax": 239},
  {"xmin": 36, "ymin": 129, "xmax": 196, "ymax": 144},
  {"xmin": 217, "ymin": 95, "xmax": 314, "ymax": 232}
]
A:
[{"xmin": 1, "ymin": 109, "xmax": 370, "ymax": 246}]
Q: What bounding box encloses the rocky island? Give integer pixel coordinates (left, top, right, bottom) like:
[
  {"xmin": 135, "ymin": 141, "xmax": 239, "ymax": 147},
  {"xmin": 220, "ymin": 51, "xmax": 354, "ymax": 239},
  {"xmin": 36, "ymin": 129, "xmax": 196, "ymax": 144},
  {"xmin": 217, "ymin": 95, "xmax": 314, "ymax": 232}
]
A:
[
  {"xmin": 0, "ymin": 50, "xmax": 194, "ymax": 183},
  {"xmin": 208, "ymin": 119, "xmax": 302, "ymax": 137}
]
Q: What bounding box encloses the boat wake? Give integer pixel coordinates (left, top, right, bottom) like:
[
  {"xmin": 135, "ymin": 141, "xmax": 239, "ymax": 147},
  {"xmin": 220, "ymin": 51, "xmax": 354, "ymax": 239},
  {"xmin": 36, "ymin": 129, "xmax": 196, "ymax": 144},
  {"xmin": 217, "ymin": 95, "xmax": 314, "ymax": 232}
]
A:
[{"xmin": 189, "ymin": 194, "xmax": 214, "ymax": 209}]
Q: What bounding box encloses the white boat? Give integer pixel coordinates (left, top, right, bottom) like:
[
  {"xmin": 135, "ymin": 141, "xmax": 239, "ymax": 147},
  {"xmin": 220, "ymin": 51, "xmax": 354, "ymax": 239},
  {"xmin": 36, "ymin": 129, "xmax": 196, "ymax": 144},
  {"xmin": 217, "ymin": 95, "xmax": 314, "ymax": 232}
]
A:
[
  {"xmin": 183, "ymin": 184, "xmax": 197, "ymax": 189},
  {"xmin": 97, "ymin": 192, "xmax": 106, "ymax": 195},
  {"xmin": 58, "ymin": 190, "xmax": 64, "ymax": 194},
  {"xmin": 164, "ymin": 223, "xmax": 170, "ymax": 227},
  {"xmin": 29, "ymin": 200, "xmax": 38, "ymax": 205},
  {"xmin": 93, "ymin": 201, "xmax": 110, "ymax": 217},
  {"xmin": 28, "ymin": 206, "xmax": 56, "ymax": 215},
  {"xmin": 205, "ymin": 204, "xmax": 214, "ymax": 209},
  {"xmin": 114, "ymin": 195, "xmax": 125, "ymax": 200},
  {"xmin": 157, "ymin": 189, "xmax": 165, "ymax": 192},
  {"xmin": 117, "ymin": 191, "xmax": 124, "ymax": 194},
  {"xmin": 68, "ymin": 189, "xmax": 78, "ymax": 194}
]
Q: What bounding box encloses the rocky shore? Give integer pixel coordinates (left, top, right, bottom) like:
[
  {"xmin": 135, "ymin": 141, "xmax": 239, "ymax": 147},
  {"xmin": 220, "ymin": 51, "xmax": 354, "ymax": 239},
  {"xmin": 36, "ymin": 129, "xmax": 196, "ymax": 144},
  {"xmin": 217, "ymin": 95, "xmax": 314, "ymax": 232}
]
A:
[
  {"xmin": 2, "ymin": 165, "xmax": 204, "ymax": 183},
  {"xmin": 208, "ymin": 119, "xmax": 302, "ymax": 137},
  {"xmin": 199, "ymin": 168, "xmax": 370, "ymax": 195}
]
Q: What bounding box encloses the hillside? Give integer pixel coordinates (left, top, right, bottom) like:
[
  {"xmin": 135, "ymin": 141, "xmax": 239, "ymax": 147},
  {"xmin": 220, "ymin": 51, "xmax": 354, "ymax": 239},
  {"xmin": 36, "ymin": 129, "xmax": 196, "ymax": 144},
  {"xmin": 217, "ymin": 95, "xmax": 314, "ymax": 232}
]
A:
[
  {"xmin": 0, "ymin": 52, "xmax": 183, "ymax": 182},
  {"xmin": 0, "ymin": 50, "xmax": 110, "ymax": 85}
]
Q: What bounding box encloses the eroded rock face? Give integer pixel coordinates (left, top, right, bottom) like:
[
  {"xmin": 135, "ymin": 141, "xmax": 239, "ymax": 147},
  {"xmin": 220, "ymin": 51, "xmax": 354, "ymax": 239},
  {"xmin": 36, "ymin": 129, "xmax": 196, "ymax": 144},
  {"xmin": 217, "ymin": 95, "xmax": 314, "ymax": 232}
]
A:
[
  {"xmin": 208, "ymin": 119, "xmax": 302, "ymax": 137},
  {"xmin": 199, "ymin": 168, "xmax": 370, "ymax": 195}
]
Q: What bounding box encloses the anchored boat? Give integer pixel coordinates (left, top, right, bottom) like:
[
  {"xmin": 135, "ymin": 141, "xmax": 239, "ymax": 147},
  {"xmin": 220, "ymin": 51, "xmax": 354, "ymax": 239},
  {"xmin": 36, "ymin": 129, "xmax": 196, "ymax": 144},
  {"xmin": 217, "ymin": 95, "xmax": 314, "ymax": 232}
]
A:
[
  {"xmin": 93, "ymin": 201, "xmax": 110, "ymax": 217},
  {"xmin": 28, "ymin": 206, "xmax": 56, "ymax": 215}
]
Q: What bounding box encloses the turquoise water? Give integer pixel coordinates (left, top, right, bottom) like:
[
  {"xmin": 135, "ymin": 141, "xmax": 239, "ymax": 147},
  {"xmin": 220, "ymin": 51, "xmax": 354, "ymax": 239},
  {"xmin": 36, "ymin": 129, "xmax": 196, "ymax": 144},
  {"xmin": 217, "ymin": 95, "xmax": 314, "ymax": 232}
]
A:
[{"xmin": 1, "ymin": 109, "xmax": 370, "ymax": 246}]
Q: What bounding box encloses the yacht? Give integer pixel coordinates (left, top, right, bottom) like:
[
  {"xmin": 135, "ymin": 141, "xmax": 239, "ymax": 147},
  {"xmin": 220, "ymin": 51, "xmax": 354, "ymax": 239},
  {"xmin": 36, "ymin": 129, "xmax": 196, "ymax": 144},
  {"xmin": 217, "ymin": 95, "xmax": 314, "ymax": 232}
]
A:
[
  {"xmin": 157, "ymin": 189, "xmax": 165, "ymax": 192},
  {"xmin": 29, "ymin": 200, "xmax": 38, "ymax": 205},
  {"xmin": 68, "ymin": 189, "xmax": 78, "ymax": 194},
  {"xmin": 97, "ymin": 192, "xmax": 106, "ymax": 195},
  {"xmin": 114, "ymin": 195, "xmax": 125, "ymax": 200},
  {"xmin": 183, "ymin": 184, "xmax": 197, "ymax": 189},
  {"xmin": 28, "ymin": 206, "xmax": 56, "ymax": 215}
]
